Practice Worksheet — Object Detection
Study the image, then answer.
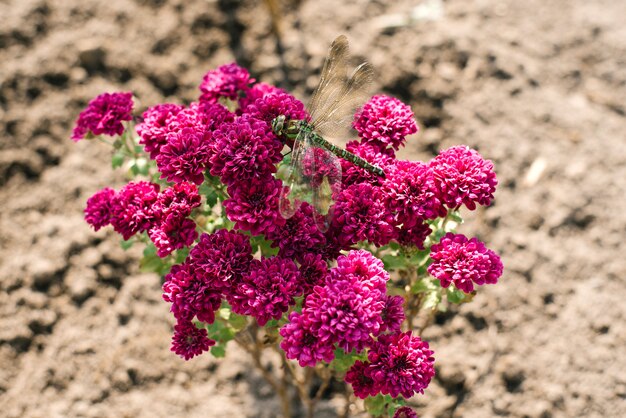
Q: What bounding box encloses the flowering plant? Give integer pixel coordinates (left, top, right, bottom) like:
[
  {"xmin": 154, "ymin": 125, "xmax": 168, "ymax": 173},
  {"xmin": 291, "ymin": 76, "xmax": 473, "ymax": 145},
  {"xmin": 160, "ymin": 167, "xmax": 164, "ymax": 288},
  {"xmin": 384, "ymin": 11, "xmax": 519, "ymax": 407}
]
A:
[{"xmin": 74, "ymin": 62, "xmax": 502, "ymax": 417}]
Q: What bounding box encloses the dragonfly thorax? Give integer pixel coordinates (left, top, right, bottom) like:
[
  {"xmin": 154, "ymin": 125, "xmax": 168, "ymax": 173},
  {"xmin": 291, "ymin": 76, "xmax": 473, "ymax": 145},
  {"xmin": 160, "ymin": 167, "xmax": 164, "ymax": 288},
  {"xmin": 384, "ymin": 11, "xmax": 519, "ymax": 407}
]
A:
[{"xmin": 271, "ymin": 115, "xmax": 311, "ymax": 141}]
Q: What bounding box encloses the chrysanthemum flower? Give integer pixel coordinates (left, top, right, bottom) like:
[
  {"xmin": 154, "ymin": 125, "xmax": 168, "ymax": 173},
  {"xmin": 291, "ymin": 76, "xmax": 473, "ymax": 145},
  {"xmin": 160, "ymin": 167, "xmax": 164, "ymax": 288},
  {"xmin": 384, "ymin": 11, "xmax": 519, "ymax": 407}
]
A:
[
  {"xmin": 429, "ymin": 146, "xmax": 497, "ymax": 210},
  {"xmin": 229, "ymin": 257, "xmax": 300, "ymax": 326},
  {"xmin": 380, "ymin": 295, "xmax": 405, "ymax": 333},
  {"xmin": 170, "ymin": 320, "xmax": 215, "ymax": 360},
  {"xmin": 148, "ymin": 217, "xmax": 198, "ymax": 257},
  {"xmin": 154, "ymin": 182, "xmax": 201, "ymax": 220},
  {"xmin": 238, "ymin": 82, "xmax": 287, "ymax": 112},
  {"xmin": 394, "ymin": 407, "xmax": 419, "ymax": 418},
  {"xmin": 189, "ymin": 101, "xmax": 235, "ymax": 131},
  {"xmin": 210, "ymin": 115, "xmax": 283, "ymax": 186},
  {"xmin": 136, "ymin": 103, "xmax": 184, "ymax": 159},
  {"xmin": 223, "ymin": 178, "xmax": 285, "ymax": 236},
  {"xmin": 109, "ymin": 181, "xmax": 160, "ymax": 240},
  {"xmin": 428, "ymin": 233, "xmax": 503, "ymax": 293},
  {"xmin": 266, "ymin": 202, "xmax": 326, "ymax": 261},
  {"xmin": 189, "ymin": 230, "xmax": 253, "ymax": 292},
  {"xmin": 156, "ymin": 126, "xmax": 213, "ymax": 185},
  {"xmin": 334, "ymin": 250, "xmax": 389, "ymax": 293},
  {"xmin": 279, "ymin": 312, "xmax": 335, "ymax": 367},
  {"xmin": 71, "ymin": 92, "xmax": 133, "ymax": 141},
  {"xmin": 84, "ymin": 187, "xmax": 116, "ymax": 231},
  {"xmin": 304, "ymin": 275, "xmax": 384, "ymax": 353},
  {"xmin": 199, "ymin": 63, "xmax": 253, "ymax": 103},
  {"xmin": 345, "ymin": 360, "xmax": 379, "ymax": 399},
  {"xmin": 162, "ymin": 262, "xmax": 222, "ymax": 323},
  {"xmin": 383, "ymin": 160, "xmax": 446, "ymax": 228},
  {"xmin": 395, "ymin": 221, "xmax": 432, "ymax": 249},
  {"xmin": 353, "ymin": 95, "xmax": 418, "ymax": 151},
  {"xmin": 245, "ymin": 91, "xmax": 308, "ymax": 126},
  {"xmin": 367, "ymin": 331, "xmax": 435, "ymax": 398},
  {"xmin": 296, "ymin": 253, "xmax": 329, "ymax": 295},
  {"xmin": 330, "ymin": 183, "xmax": 395, "ymax": 248}
]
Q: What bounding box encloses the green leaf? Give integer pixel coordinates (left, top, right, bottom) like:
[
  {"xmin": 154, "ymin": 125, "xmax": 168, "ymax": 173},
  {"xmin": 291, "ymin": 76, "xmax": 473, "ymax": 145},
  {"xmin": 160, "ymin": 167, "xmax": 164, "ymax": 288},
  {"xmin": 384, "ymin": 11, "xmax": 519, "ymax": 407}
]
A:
[
  {"xmin": 446, "ymin": 287, "xmax": 466, "ymax": 304},
  {"xmin": 120, "ymin": 238, "xmax": 134, "ymax": 250},
  {"xmin": 112, "ymin": 152, "xmax": 125, "ymax": 168},
  {"xmin": 382, "ymin": 253, "xmax": 406, "ymax": 271},
  {"xmin": 330, "ymin": 348, "xmax": 366, "ymax": 373},
  {"xmin": 364, "ymin": 394, "xmax": 389, "ymax": 417},
  {"xmin": 228, "ymin": 312, "xmax": 248, "ymax": 331},
  {"xmin": 210, "ymin": 345, "xmax": 226, "ymax": 358}
]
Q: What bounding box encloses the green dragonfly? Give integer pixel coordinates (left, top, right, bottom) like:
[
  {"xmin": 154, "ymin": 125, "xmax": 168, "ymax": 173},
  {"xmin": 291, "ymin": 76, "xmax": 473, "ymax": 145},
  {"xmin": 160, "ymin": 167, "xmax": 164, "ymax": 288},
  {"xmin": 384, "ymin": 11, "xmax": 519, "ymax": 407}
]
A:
[{"xmin": 272, "ymin": 35, "xmax": 386, "ymax": 232}]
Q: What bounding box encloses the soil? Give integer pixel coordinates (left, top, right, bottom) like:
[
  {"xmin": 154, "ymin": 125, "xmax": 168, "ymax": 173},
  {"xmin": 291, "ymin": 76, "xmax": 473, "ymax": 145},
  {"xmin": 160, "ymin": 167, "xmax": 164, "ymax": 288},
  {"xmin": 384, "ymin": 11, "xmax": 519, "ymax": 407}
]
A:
[{"xmin": 1, "ymin": 0, "xmax": 625, "ymax": 417}]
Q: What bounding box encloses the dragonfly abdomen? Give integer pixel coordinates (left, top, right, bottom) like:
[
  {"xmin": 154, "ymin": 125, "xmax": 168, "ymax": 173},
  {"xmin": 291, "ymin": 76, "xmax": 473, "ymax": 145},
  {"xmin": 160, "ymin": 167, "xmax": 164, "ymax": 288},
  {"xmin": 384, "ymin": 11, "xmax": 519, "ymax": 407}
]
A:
[{"xmin": 310, "ymin": 133, "xmax": 386, "ymax": 178}]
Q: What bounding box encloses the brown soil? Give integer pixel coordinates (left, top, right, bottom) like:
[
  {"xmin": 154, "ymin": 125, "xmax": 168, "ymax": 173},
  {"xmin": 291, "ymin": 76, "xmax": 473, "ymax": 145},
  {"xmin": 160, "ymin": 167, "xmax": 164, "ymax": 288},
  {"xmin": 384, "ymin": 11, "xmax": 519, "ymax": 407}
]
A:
[{"xmin": 1, "ymin": 0, "xmax": 625, "ymax": 417}]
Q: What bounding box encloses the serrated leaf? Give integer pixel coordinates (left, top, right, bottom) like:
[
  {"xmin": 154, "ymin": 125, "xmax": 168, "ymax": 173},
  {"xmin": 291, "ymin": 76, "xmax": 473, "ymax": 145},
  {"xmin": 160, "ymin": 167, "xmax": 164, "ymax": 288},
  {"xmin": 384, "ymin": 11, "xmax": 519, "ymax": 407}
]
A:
[
  {"xmin": 112, "ymin": 152, "xmax": 125, "ymax": 168},
  {"xmin": 364, "ymin": 394, "xmax": 388, "ymax": 417},
  {"xmin": 210, "ymin": 345, "xmax": 226, "ymax": 358},
  {"xmin": 446, "ymin": 287, "xmax": 466, "ymax": 304},
  {"xmin": 143, "ymin": 243, "xmax": 157, "ymax": 257},
  {"xmin": 120, "ymin": 238, "xmax": 134, "ymax": 250}
]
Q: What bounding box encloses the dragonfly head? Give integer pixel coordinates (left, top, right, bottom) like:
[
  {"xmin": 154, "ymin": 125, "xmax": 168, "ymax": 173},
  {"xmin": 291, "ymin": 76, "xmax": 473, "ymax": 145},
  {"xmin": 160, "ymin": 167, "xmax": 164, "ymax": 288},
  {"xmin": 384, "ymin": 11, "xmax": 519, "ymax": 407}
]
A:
[{"xmin": 271, "ymin": 115, "xmax": 286, "ymax": 137}]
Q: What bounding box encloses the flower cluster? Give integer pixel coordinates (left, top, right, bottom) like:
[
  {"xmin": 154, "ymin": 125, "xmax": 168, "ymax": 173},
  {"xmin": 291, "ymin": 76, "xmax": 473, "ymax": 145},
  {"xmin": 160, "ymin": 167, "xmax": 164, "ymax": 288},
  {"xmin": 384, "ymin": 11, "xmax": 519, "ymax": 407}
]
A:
[
  {"xmin": 75, "ymin": 60, "xmax": 504, "ymax": 412},
  {"xmin": 72, "ymin": 92, "xmax": 133, "ymax": 141}
]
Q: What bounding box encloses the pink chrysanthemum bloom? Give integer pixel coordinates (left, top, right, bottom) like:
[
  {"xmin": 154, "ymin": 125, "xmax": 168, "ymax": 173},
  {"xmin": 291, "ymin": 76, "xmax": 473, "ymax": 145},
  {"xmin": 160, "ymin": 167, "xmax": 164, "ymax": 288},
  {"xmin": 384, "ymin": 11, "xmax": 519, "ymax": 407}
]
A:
[
  {"xmin": 304, "ymin": 275, "xmax": 384, "ymax": 353},
  {"xmin": 245, "ymin": 91, "xmax": 308, "ymax": 126},
  {"xmin": 199, "ymin": 62, "xmax": 254, "ymax": 103},
  {"xmin": 368, "ymin": 331, "xmax": 435, "ymax": 399},
  {"xmin": 154, "ymin": 182, "xmax": 201, "ymax": 220},
  {"xmin": 109, "ymin": 181, "xmax": 160, "ymax": 240},
  {"xmin": 162, "ymin": 262, "xmax": 222, "ymax": 323},
  {"xmin": 394, "ymin": 407, "xmax": 419, "ymax": 418},
  {"xmin": 334, "ymin": 250, "xmax": 389, "ymax": 293},
  {"xmin": 156, "ymin": 126, "xmax": 213, "ymax": 185},
  {"xmin": 189, "ymin": 101, "xmax": 235, "ymax": 132},
  {"xmin": 395, "ymin": 221, "xmax": 432, "ymax": 250},
  {"xmin": 71, "ymin": 92, "xmax": 133, "ymax": 141},
  {"xmin": 266, "ymin": 202, "xmax": 326, "ymax": 261},
  {"xmin": 279, "ymin": 312, "xmax": 335, "ymax": 367},
  {"xmin": 428, "ymin": 233, "xmax": 503, "ymax": 293},
  {"xmin": 238, "ymin": 82, "xmax": 287, "ymax": 111},
  {"xmin": 380, "ymin": 295, "xmax": 405, "ymax": 333},
  {"xmin": 149, "ymin": 217, "xmax": 198, "ymax": 257},
  {"xmin": 345, "ymin": 360, "xmax": 379, "ymax": 399},
  {"xmin": 229, "ymin": 257, "xmax": 300, "ymax": 326},
  {"xmin": 330, "ymin": 183, "xmax": 395, "ymax": 248},
  {"xmin": 296, "ymin": 253, "xmax": 329, "ymax": 295},
  {"xmin": 223, "ymin": 178, "xmax": 285, "ymax": 236},
  {"xmin": 353, "ymin": 95, "xmax": 418, "ymax": 151},
  {"xmin": 189, "ymin": 230, "xmax": 253, "ymax": 293},
  {"xmin": 136, "ymin": 103, "xmax": 184, "ymax": 159},
  {"xmin": 342, "ymin": 140, "xmax": 395, "ymax": 186},
  {"xmin": 429, "ymin": 145, "xmax": 497, "ymax": 210},
  {"xmin": 383, "ymin": 160, "xmax": 446, "ymax": 228},
  {"xmin": 84, "ymin": 187, "xmax": 116, "ymax": 231},
  {"xmin": 210, "ymin": 115, "xmax": 283, "ymax": 186},
  {"xmin": 170, "ymin": 320, "xmax": 215, "ymax": 360}
]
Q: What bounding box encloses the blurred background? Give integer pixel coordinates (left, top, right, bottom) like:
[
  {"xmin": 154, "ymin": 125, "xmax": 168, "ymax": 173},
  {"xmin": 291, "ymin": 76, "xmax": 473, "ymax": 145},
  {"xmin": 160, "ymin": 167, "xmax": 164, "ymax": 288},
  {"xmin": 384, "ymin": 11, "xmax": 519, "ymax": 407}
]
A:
[{"xmin": 1, "ymin": 0, "xmax": 625, "ymax": 417}]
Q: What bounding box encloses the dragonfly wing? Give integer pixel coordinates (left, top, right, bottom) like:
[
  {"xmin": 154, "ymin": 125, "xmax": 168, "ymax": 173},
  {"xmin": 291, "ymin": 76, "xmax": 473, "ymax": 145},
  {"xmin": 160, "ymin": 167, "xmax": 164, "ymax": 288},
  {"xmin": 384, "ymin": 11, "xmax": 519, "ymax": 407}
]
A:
[
  {"xmin": 310, "ymin": 145, "xmax": 343, "ymax": 233},
  {"xmin": 278, "ymin": 130, "xmax": 313, "ymax": 219},
  {"xmin": 308, "ymin": 35, "xmax": 350, "ymax": 124},
  {"xmin": 312, "ymin": 61, "xmax": 374, "ymax": 140}
]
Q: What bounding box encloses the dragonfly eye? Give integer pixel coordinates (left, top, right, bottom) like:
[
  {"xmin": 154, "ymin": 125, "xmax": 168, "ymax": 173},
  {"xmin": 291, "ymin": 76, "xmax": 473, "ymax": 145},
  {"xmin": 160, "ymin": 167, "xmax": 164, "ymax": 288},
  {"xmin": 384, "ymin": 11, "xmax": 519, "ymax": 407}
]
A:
[{"xmin": 272, "ymin": 115, "xmax": 286, "ymax": 136}]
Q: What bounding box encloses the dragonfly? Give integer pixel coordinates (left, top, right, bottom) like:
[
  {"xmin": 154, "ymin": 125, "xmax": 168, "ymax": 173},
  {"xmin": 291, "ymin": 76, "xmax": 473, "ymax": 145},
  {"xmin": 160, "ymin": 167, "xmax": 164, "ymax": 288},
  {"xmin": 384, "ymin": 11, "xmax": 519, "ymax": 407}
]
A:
[{"xmin": 272, "ymin": 35, "xmax": 386, "ymax": 232}]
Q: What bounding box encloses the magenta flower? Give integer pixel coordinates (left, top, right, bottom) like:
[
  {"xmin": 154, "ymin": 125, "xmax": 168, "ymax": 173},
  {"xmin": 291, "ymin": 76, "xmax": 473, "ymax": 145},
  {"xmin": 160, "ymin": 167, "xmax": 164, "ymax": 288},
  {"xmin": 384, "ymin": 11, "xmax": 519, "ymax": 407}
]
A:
[
  {"xmin": 210, "ymin": 115, "xmax": 283, "ymax": 186},
  {"xmin": 383, "ymin": 160, "xmax": 446, "ymax": 228},
  {"xmin": 156, "ymin": 126, "xmax": 213, "ymax": 185},
  {"xmin": 394, "ymin": 407, "xmax": 419, "ymax": 418},
  {"xmin": 345, "ymin": 360, "xmax": 378, "ymax": 399},
  {"xmin": 304, "ymin": 275, "xmax": 384, "ymax": 352},
  {"xmin": 353, "ymin": 95, "xmax": 418, "ymax": 151},
  {"xmin": 162, "ymin": 262, "xmax": 222, "ymax": 324},
  {"xmin": 367, "ymin": 331, "xmax": 435, "ymax": 398},
  {"xmin": 380, "ymin": 295, "xmax": 405, "ymax": 333},
  {"xmin": 279, "ymin": 312, "xmax": 335, "ymax": 367},
  {"xmin": 229, "ymin": 257, "xmax": 300, "ymax": 326},
  {"xmin": 428, "ymin": 233, "xmax": 503, "ymax": 293},
  {"xmin": 154, "ymin": 182, "xmax": 201, "ymax": 221},
  {"xmin": 109, "ymin": 181, "xmax": 160, "ymax": 240},
  {"xmin": 170, "ymin": 320, "xmax": 215, "ymax": 360},
  {"xmin": 330, "ymin": 183, "xmax": 396, "ymax": 248},
  {"xmin": 238, "ymin": 82, "xmax": 286, "ymax": 111},
  {"xmin": 136, "ymin": 103, "xmax": 184, "ymax": 159},
  {"xmin": 148, "ymin": 217, "xmax": 198, "ymax": 257},
  {"xmin": 265, "ymin": 202, "xmax": 326, "ymax": 261},
  {"xmin": 429, "ymin": 145, "xmax": 497, "ymax": 210},
  {"xmin": 223, "ymin": 178, "xmax": 285, "ymax": 236},
  {"xmin": 245, "ymin": 91, "xmax": 308, "ymax": 125},
  {"xmin": 189, "ymin": 230, "xmax": 253, "ymax": 293},
  {"xmin": 71, "ymin": 92, "xmax": 133, "ymax": 141},
  {"xmin": 334, "ymin": 250, "xmax": 389, "ymax": 293},
  {"xmin": 84, "ymin": 187, "xmax": 116, "ymax": 231},
  {"xmin": 395, "ymin": 221, "xmax": 432, "ymax": 250},
  {"xmin": 199, "ymin": 63, "xmax": 253, "ymax": 103},
  {"xmin": 296, "ymin": 253, "xmax": 329, "ymax": 295}
]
